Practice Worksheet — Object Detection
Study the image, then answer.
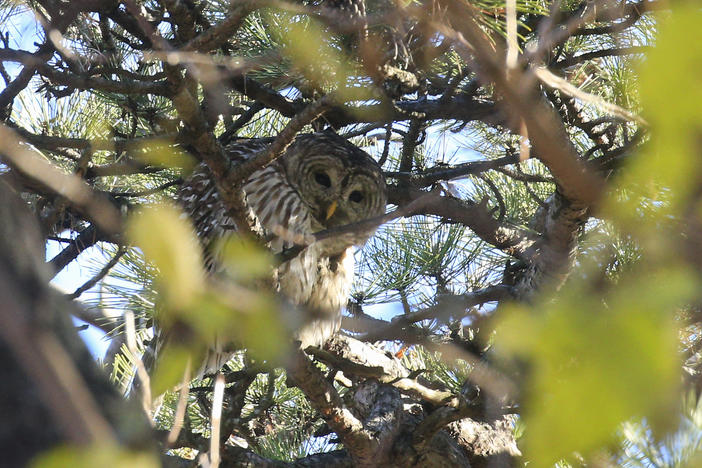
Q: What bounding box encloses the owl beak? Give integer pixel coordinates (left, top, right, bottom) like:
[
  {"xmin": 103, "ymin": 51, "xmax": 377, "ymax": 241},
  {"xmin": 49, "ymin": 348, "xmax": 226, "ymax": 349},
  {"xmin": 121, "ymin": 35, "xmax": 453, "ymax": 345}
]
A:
[{"xmin": 325, "ymin": 201, "xmax": 338, "ymax": 221}]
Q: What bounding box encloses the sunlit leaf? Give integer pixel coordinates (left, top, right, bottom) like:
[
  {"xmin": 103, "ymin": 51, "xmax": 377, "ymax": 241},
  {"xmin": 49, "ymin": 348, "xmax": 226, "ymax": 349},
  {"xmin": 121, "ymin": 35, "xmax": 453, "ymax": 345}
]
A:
[
  {"xmin": 216, "ymin": 237, "xmax": 274, "ymax": 281},
  {"xmin": 151, "ymin": 344, "xmax": 199, "ymax": 397},
  {"xmin": 126, "ymin": 203, "xmax": 205, "ymax": 311},
  {"xmin": 194, "ymin": 289, "xmax": 287, "ymax": 364},
  {"xmin": 32, "ymin": 445, "xmax": 158, "ymax": 468},
  {"xmin": 265, "ymin": 10, "xmax": 366, "ymax": 103},
  {"xmin": 133, "ymin": 138, "xmax": 196, "ymax": 173},
  {"xmin": 497, "ymin": 267, "xmax": 691, "ymax": 465}
]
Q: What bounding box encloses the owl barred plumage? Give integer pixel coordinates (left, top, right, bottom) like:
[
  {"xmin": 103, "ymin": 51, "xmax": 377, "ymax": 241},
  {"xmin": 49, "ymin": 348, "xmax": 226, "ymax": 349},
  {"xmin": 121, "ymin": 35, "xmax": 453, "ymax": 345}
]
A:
[{"xmin": 176, "ymin": 132, "xmax": 387, "ymax": 372}]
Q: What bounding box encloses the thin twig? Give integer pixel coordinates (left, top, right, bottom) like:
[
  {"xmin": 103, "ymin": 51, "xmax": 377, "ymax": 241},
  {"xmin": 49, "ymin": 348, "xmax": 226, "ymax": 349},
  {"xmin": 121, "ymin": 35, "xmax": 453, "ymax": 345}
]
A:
[
  {"xmin": 125, "ymin": 310, "xmax": 153, "ymax": 420},
  {"xmin": 552, "ymin": 45, "xmax": 650, "ymax": 69},
  {"xmin": 167, "ymin": 358, "xmax": 192, "ymax": 447},
  {"xmin": 232, "ymin": 93, "xmax": 338, "ymax": 185},
  {"xmin": 274, "ymin": 188, "xmax": 443, "ymax": 264},
  {"xmin": 386, "ymin": 153, "xmax": 519, "ymax": 187},
  {"xmin": 67, "ymin": 247, "xmax": 126, "ymax": 300},
  {"xmin": 111, "ymin": 180, "xmax": 182, "ymax": 198},
  {"xmin": 533, "ymin": 66, "xmax": 648, "ymax": 125},
  {"xmin": 477, "ymin": 173, "xmax": 506, "ymax": 222},
  {"xmin": 378, "ymin": 123, "xmax": 393, "ymax": 167},
  {"xmin": 314, "ymin": 187, "xmax": 442, "ymax": 242},
  {"xmin": 494, "ymin": 166, "xmax": 553, "ymax": 184}
]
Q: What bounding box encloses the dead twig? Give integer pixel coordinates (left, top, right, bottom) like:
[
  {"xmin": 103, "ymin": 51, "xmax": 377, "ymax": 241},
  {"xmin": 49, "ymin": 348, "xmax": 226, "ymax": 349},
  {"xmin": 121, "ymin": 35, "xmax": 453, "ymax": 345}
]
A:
[
  {"xmin": 167, "ymin": 358, "xmax": 192, "ymax": 447},
  {"xmin": 125, "ymin": 311, "xmax": 153, "ymax": 420},
  {"xmin": 0, "ymin": 124, "xmax": 123, "ymax": 234}
]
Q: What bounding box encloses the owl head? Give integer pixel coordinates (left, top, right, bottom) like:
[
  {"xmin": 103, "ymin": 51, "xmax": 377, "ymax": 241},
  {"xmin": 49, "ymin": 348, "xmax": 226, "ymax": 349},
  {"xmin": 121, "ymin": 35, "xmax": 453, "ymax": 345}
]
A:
[{"xmin": 281, "ymin": 132, "xmax": 387, "ymax": 235}]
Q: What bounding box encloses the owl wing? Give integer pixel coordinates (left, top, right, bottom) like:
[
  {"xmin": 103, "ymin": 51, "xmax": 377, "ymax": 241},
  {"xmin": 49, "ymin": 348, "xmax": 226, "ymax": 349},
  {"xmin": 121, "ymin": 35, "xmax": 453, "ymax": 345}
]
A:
[
  {"xmin": 177, "ymin": 139, "xmax": 270, "ymax": 256},
  {"xmin": 177, "ymin": 139, "xmax": 319, "ymax": 291}
]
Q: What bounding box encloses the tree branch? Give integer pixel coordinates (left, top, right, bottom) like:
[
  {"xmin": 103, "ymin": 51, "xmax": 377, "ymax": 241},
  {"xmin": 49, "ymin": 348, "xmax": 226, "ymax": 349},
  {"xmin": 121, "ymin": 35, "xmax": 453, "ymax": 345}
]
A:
[
  {"xmin": 0, "ymin": 124, "xmax": 124, "ymax": 235},
  {"xmin": 48, "ymin": 225, "xmax": 101, "ymax": 274},
  {"xmin": 387, "ymin": 154, "xmax": 520, "ymax": 187},
  {"xmin": 388, "ymin": 186, "xmax": 538, "ymax": 260},
  {"xmin": 552, "ymin": 46, "xmax": 650, "ymax": 69}
]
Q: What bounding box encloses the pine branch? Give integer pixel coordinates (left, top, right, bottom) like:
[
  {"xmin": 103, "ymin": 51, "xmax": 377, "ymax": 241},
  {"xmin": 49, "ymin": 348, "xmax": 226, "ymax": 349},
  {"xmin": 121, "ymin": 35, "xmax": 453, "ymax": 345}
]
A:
[{"xmin": 66, "ymin": 247, "xmax": 126, "ymax": 300}]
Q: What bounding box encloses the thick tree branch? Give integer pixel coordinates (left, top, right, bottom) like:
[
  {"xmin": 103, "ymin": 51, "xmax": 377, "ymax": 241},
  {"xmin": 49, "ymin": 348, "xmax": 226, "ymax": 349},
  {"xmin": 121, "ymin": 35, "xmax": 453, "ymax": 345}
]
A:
[
  {"xmin": 48, "ymin": 225, "xmax": 101, "ymax": 273},
  {"xmin": 286, "ymin": 351, "xmax": 369, "ymax": 460}
]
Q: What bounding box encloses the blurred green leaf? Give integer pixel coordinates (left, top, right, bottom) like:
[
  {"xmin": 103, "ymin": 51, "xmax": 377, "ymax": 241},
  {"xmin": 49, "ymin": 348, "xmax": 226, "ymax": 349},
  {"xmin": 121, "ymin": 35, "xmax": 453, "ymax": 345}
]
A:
[
  {"xmin": 32, "ymin": 445, "xmax": 158, "ymax": 468},
  {"xmin": 610, "ymin": 5, "xmax": 702, "ymax": 227},
  {"xmin": 497, "ymin": 267, "xmax": 691, "ymax": 465},
  {"xmin": 194, "ymin": 290, "xmax": 287, "ymax": 364},
  {"xmin": 216, "ymin": 237, "xmax": 274, "ymax": 281},
  {"xmin": 265, "ymin": 10, "xmax": 366, "ymax": 102},
  {"xmin": 133, "ymin": 138, "xmax": 196, "ymax": 174},
  {"xmin": 126, "ymin": 203, "xmax": 205, "ymax": 311},
  {"xmin": 152, "ymin": 344, "xmax": 198, "ymax": 397}
]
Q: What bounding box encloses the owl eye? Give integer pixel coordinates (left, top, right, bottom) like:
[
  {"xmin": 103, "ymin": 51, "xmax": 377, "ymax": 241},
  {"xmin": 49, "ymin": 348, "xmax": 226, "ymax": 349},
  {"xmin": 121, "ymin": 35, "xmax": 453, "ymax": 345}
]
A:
[
  {"xmin": 314, "ymin": 172, "xmax": 332, "ymax": 188},
  {"xmin": 349, "ymin": 190, "xmax": 364, "ymax": 203}
]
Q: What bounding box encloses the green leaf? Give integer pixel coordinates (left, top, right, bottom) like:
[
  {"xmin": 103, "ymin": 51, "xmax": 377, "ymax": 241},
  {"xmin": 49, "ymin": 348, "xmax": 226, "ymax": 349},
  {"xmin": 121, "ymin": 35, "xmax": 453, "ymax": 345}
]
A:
[
  {"xmin": 151, "ymin": 344, "xmax": 199, "ymax": 397},
  {"xmin": 265, "ymin": 10, "xmax": 365, "ymax": 102},
  {"xmin": 126, "ymin": 203, "xmax": 205, "ymax": 312},
  {"xmin": 609, "ymin": 5, "xmax": 702, "ymax": 228},
  {"xmin": 496, "ymin": 267, "xmax": 691, "ymax": 465},
  {"xmin": 32, "ymin": 445, "xmax": 159, "ymax": 468},
  {"xmin": 216, "ymin": 237, "xmax": 274, "ymax": 281},
  {"xmin": 133, "ymin": 138, "xmax": 197, "ymax": 174},
  {"xmin": 193, "ymin": 290, "xmax": 288, "ymax": 364}
]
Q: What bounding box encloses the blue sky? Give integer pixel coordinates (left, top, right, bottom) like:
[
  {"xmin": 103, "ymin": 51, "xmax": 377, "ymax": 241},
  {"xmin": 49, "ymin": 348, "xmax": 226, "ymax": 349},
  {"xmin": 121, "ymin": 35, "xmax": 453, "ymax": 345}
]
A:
[{"xmin": 46, "ymin": 240, "xmax": 113, "ymax": 358}]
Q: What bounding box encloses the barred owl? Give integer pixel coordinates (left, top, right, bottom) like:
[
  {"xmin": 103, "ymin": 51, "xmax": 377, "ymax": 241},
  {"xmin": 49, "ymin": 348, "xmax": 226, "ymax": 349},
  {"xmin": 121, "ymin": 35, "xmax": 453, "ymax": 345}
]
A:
[{"xmin": 177, "ymin": 131, "xmax": 386, "ymax": 370}]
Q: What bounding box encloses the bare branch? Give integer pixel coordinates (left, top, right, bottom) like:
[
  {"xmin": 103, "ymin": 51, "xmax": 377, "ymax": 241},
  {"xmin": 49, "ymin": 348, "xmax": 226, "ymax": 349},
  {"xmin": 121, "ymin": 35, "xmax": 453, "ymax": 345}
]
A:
[
  {"xmin": 67, "ymin": 246, "xmax": 126, "ymax": 300},
  {"xmin": 0, "ymin": 124, "xmax": 123, "ymax": 234},
  {"xmin": 534, "ymin": 66, "xmax": 647, "ymax": 125},
  {"xmin": 386, "ymin": 154, "xmax": 519, "ymax": 187},
  {"xmin": 552, "ymin": 46, "xmax": 650, "ymax": 69}
]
